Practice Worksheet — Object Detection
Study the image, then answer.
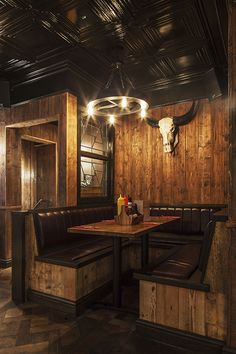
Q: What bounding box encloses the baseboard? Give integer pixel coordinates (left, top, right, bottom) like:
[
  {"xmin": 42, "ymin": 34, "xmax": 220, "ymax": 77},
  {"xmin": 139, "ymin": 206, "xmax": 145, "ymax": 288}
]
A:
[
  {"xmin": 27, "ymin": 281, "xmax": 113, "ymax": 317},
  {"xmin": 136, "ymin": 319, "xmax": 224, "ymax": 354},
  {"xmin": 222, "ymin": 347, "xmax": 236, "ymax": 354},
  {"xmin": 0, "ymin": 258, "xmax": 12, "ymax": 268}
]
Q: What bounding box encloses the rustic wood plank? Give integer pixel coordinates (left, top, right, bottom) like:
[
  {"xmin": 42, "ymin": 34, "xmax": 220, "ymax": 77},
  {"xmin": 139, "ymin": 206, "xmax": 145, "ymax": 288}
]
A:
[
  {"xmin": 115, "ymin": 98, "xmax": 228, "ymax": 204},
  {"xmin": 139, "ymin": 280, "xmax": 157, "ymax": 322}
]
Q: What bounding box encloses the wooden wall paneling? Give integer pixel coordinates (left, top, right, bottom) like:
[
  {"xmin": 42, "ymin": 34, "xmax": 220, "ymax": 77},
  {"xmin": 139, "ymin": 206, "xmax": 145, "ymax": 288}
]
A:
[
  {"xmin": 178, "ymin": 287, "xmax": 191, "ymax": 332},
  {"xmin": 226, "ymin": 2, "xmax": 236, "ymax": 351},
  {"xmin": 228, "ymin": 230, "xmax": 236, "ymax": 347},
  {"xmin": 114, "ymin": 120, "xmax": 123, "ymax": 196},
  {"xmin": 122, "ymin": 116, "xmax": 130, "ymax": 196},
  {"xmin": 57, "ymin": 94, "xmax": 67, "ymax": 206},
  {"xmin": 139, "ymin": 280, "xmax": 227, "ymax": 341},
  {"xmin": 131, "ymin": 118, "xmax": 142, "ymax": 199},
  {"xmin": 198, "ymin": 101, "xmax": 212, "ymax": 203},
  {"xmin": 66, "ymin": 93, "xmax": 77, "ymax": 206},
  {"xmin": 204, "ymin": 222, "xmax": 230, "ymax": 294},
  {"xmin": 9, "ymin": 93, "xmax": 64, "ymax": 126},
  {"xmin": 114, "ymin": 97, "xmax": 228, "ymax": 204},
  {"xmin": 36, "ymin": 144, "xmax": 57, "ymax": 207},
  {"xmin": 228, "ymin": 1, "xmax": 236, "ymax": 220},
  {"xmin": 30, "ymin": 261, "xmax": 77, "ymax": 301},
  {"xmin": 184, "ymin": 102, "xmax": 198, "ymax": 203},
  {"xmin": 20, "ymin": 123, "xmax": 58, "ymax": 143},
  {"xmin": 6, "ymin": 128, "xmax": 21, "ymax": 206},
  {"xmin": 140, "ymin": 280, "xmax": 157, "ymax": 323},
  {"xmin": 164, "ymin": 284, "xmax": 179, "ymax": 328},
  {"xmin": 0, "ymin": 122, "xmax": 7, "ymax": 206},
  {"xmin": 211, "ymin": 98, "xmax": 228, "ymax": 202},
  {"xmin": 21, "ymin": 140, "xmax": 36, "ymax": 209},
  {"xmin": 171, "ymin": 103, "xmax": 186, "ymax": 203},
  {"xmin": 0, "ymin": 210, "xmax": 6, "ymax": 260},
  {"xmin": 146, "ymin": 116, "xmax": 153, "ymax": 201}
]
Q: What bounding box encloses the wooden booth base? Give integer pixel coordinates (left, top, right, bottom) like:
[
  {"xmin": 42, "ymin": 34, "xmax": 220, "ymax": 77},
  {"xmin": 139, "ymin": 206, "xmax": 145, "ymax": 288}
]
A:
[{"xmin": 27, "ymin": 280, "xmax": 113, "ymax": 318}]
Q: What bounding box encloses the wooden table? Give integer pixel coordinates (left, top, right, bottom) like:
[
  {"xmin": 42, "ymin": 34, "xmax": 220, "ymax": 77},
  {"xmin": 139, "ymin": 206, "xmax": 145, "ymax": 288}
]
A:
[{"xmin": 68, "ymin": 217, "xmax": 178, "ymax": 307}]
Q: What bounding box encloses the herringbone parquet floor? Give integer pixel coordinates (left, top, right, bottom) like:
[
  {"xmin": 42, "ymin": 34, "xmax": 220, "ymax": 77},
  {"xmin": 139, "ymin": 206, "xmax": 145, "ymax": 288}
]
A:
[{"xmin": 0, "ymin": 268, "xmax": 196, "ymax": 354}]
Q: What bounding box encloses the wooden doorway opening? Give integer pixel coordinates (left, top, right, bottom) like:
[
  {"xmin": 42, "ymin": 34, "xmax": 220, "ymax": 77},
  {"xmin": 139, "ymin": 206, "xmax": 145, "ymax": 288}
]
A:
[{"xmin": 21, "ymin": 137, "xmax": 57, "ymax": 210}]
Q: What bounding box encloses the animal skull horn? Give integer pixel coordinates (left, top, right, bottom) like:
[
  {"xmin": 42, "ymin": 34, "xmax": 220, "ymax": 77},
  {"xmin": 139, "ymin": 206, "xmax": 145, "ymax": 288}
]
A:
[{"xmin": 146, "ymin": 101, "xmax": 199, "ymax": 153}]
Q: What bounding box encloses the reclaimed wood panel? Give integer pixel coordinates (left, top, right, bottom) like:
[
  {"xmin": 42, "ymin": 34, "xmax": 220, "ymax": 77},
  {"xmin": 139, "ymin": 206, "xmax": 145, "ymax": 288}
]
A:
[
  {"xmin": 36, "ymin": 144, "xmax": 57, "ymax": 207},
  {"xmin": 21, "ymin": 140, "xmax": 36, "ymax": 210},
  {"xmin": 6, "ymin": 128, "xmax": 21, "ymax": 206},
  {"xmin": 204, "ymin": 222, "xmax": 230, "ymax": 294},
  {"xmin": 115, "ymin": 97, "xmax": 228, "ymax": 204},
  {"xmin": 0, "ymin": 208, "xmax": 20, "ymax": 261},
  {"xmin": 66, "ymin": 93, "xmax": 77, "ymax": 206},
  {"xmin": 226, "ymin": 2, "xmax": 236, "ymax": 350},
  {"xmin": 1, "ymin": 92, "xmax": 78, "ymax": 263},
  {"xmin": 139, "ymin": 280, "xmax": 227, "ymax": 341}
]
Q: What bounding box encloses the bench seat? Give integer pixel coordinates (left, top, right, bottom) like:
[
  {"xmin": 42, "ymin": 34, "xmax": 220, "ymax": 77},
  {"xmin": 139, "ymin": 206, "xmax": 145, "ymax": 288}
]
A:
[
  {"xmin": 35, "ymin": 237, "xmax": 130, "ymax": 268},
  {"xmin": 152, "ymin": 243, "xmax": 201, "ymax": 279}
]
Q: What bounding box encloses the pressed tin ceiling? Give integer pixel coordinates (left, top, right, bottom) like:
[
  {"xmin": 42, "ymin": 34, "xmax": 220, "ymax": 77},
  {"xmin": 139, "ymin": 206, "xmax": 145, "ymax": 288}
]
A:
[{"xmin": 0, "ymin": 0, "xmax": 228, "ymax": 105}]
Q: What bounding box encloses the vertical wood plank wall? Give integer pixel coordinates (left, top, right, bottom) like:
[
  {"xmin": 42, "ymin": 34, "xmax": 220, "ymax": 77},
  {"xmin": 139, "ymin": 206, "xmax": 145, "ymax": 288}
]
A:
[
  {"xmin": 115, "ymin": 97, "xmax": 228, "ymax": 204},
  {"xmin": 227, "ymin": 1, "xmax": 236, "ymax": 351},
  {"xmin": 0, "ymin": 92, "xmax": 78, "ymax": 264}
]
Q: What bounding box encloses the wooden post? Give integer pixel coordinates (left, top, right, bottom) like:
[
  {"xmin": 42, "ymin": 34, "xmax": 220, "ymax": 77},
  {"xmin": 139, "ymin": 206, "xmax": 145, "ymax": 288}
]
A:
[{"xmin": 225, "ymin": 1, "xmax": 236, "ymax": 352}]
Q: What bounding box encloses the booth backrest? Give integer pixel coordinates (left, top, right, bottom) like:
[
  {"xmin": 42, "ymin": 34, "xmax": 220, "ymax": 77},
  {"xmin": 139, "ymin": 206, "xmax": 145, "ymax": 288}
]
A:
[
  {"xmin": 149, "ymin": 204, "xmax": 225, "ymax": 235},
  {"xmin": 33, "ymin": 206, "xmax": 114, "ymax": 254}
]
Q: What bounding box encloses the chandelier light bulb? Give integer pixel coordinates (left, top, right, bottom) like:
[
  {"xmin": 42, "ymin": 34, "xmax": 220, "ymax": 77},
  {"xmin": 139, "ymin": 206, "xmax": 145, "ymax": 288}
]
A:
[
  {"xmin": 121, "ymin": 97, "xmax": 128, "ymax": 109},
  {"xmin": 109, "ymin": 114, "xmax": 115, "ymax": 125},
  {"xmin": 87, "ymin": 102, "xmax": 94, "ymax": 116},
  {"xmin": 140, "ymin": 100, "xmax": 148, "ymax": 111},
  {"xmin": 140, "ymin": 109, "xmax": 147, "ymax": 119}
]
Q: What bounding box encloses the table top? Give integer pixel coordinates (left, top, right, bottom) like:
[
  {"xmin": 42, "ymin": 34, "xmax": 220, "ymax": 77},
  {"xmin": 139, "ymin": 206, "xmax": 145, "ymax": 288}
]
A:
[{"xmin": 67, "ymin": 216, "xmax": 179, "ymax": 238}]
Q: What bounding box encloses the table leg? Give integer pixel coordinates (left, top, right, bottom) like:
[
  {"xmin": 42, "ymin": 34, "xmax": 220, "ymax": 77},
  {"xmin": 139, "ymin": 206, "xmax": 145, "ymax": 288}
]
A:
[
  {"xmin": 112, "ymin": 236, "xmax": 122, "ymax": 307},
  {"xmin": 141, "ymin": 233, "xmax": 149, "ymax": 267}
]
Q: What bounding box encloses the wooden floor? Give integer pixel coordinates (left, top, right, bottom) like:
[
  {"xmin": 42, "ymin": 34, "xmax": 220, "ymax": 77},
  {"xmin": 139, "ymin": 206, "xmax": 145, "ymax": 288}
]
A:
[{"xmin": 0, "ymin": 268, "xmax": 198, "ymax": 354}]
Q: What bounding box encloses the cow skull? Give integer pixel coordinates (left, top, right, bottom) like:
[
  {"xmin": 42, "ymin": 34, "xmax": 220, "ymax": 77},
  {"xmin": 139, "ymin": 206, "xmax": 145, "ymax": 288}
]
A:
[
  {"xmin": 146, "ymin": 101, "xmax": 199, "ymax": 153},
  {"xmin": 158, "ymin": 117, "xmax": 178, "ymax": 153}
]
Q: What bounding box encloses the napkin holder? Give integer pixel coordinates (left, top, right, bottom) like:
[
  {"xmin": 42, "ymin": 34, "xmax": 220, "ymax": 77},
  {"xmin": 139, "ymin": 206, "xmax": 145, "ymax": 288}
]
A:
[{"xmin": 115, "ymin": 205, "xmax": 143, "ymax": 225}]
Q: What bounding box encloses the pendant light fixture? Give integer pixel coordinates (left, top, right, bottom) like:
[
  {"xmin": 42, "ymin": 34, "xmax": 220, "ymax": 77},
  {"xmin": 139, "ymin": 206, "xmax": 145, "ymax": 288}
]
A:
[{"xmin": 86, "ymin": 47, "xmax": 149, "ymax": 124}]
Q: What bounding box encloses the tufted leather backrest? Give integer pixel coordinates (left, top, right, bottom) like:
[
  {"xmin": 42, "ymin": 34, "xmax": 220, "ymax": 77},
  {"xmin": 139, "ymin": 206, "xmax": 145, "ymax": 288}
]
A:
[
  {"xmin": 33, "ymin": 206, "xmax": 114, "ymax": 253},
  {"xmin": 150, "ymin": 205, "xmax": 222, "ymax": 235}
]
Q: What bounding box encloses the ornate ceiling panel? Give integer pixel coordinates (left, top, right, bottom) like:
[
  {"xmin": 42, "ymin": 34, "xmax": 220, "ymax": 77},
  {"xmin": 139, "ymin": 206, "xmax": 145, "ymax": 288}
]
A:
[{"xmin": 0, "ymin": 0, "xmax": 228, "ymax": 104}]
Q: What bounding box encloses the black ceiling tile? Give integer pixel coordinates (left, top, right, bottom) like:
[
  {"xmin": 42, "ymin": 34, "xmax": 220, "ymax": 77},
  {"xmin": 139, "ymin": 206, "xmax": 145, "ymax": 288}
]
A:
[{"xmin": 0, "ymin": 0, "xmax": 229, "ymax": 103}]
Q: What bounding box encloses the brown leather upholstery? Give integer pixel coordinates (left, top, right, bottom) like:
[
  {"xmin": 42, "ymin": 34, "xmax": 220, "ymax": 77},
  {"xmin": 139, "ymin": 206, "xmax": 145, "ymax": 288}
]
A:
[
  {"xmin": 150, "ymin": 205, "xmax": 222, "ymax": 235},
  {"xmin": 151, "ymin": 220, "xmax": 215, "ymax": 280},
  {"xmin": 33, "ymin": 206, "xmax": 114, "ymax": 254},
  {"xmin": 152, "ymin": 244, "xmax": 201, "ymax": 279}
]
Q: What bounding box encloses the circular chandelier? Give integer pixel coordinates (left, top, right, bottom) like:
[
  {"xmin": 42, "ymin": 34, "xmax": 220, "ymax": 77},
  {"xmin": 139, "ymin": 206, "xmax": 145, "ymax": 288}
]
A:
[{"xmin": 87, "ymin": 61, "xmax": 149, "ymax": 124}]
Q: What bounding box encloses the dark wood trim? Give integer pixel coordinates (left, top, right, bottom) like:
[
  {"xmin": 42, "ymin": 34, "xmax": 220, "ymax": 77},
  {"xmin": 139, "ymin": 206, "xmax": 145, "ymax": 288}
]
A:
[
  {"xmin": 212, "ymin": 208, "xmax": 228, "ymax": 222},
  {"xmin": 81, "ymin": 150, "xmax": 109, "ymax": 161},
  {"xmin": 0, "ymin": 258, "xmax": 12, "ymax": 268},
  {"xmin": 27, "ymin": 281, "xmax": 113, "ymax": 317},
  {"xmin": 136, "ymin": 320, "xmax": 224, "ymax": 354},
  {"xmin": 133, "ymin": 271, "xmax": 210, "ymax": 292},
  {"xmin": 12, "ymin": 211, "xmax": 29, "ymax": 304}
]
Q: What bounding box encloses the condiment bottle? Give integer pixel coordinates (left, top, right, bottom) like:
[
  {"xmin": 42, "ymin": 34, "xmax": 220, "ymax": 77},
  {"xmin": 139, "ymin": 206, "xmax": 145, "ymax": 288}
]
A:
[
  {"xmin": 117, "ymin": 194, "xmax": 125, "ymax": 215},
  {"xmin": 127, "ymin": 196, "xmax": 133, "ymax": 215},
  {"xmin": 124, "ymin": 195, "xmax": 128, "ymax": 206}
]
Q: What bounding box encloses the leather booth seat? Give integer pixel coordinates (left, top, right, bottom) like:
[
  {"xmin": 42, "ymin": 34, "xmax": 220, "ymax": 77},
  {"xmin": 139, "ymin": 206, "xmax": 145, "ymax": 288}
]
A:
[
  {"xmin": 33, "ymin": 206, "xmax": 116, "ymax": 267},
  {"xmin": 149, "ymin": 204, "xmax": 225, "ymax": 245},
  {"xmin": 143, "ymin": 220, "xmax": 215, "ymax": 281}
]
